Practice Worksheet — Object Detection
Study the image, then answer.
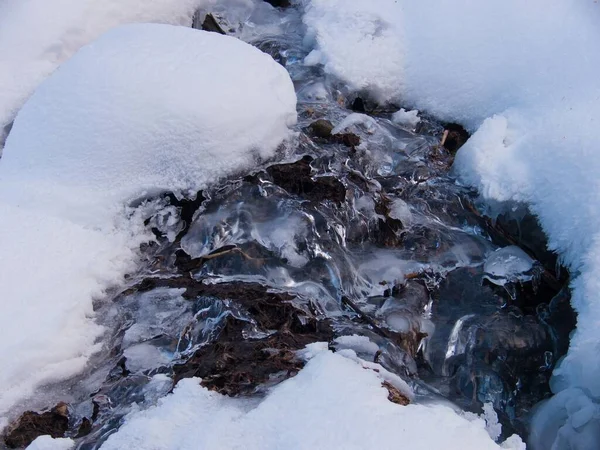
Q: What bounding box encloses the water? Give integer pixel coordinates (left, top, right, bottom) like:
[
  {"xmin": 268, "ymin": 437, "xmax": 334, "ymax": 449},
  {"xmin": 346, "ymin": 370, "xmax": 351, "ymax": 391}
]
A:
[{"xmin": 3, "ymin": 2, "xmax": 573, "ymax": 448}]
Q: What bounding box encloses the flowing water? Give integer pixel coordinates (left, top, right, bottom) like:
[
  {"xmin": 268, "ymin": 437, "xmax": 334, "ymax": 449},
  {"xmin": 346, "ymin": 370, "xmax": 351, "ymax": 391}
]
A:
[{"xmin": 2, "ymin": 2, "xmax": 574, "ymax": 448}]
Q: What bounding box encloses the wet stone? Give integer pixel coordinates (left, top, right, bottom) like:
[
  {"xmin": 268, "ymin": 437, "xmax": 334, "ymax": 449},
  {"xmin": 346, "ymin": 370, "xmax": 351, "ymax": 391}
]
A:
[
  {"xmin": 172, "ymin": 282, "xmax": 333, "ymax": 395},
  {"xmin": 4, "ymin": 403, "xmax": 69, "ymax": 448},
  {"xmin": 266, "ymin": 156, "xmax": 346, "ymax": 204}
]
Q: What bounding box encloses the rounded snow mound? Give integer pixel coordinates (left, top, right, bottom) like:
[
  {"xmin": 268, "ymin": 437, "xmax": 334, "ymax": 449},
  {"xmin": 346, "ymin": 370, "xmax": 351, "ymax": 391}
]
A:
[{"xmin": 1, "ymin": 23, "xmax": 297, "ymax": 226}]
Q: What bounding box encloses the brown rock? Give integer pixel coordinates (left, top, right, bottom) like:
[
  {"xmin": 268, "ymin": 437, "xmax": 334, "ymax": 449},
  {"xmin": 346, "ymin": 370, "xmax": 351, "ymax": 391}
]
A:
[{"xmin": 4, "ymin": 403, "xmax": 69, "ymax": 448}]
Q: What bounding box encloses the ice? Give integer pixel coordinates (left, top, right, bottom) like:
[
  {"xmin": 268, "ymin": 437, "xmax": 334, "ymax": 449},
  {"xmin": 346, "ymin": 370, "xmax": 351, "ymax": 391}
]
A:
[
  {"xmin": 388, "ymin": 198, "xmax": 413, "ymax": 226},
  {"xmin": 100, "ymin": 349, "xmax": 522, "ymax": 450},
  {"xmin": 0, "ymin": 0, "xmax": 210, "ymax": 146},
  {"xmin": 392, "ymin": 108, "xmax": 420, "ymax": 129},
  {"xmin": 0, "ymin": 22, "xmax": 296, "ymax": 424},
  {"xmin": 483, "ymin": 246, "xmax": 535, "ymax": 286},
  {"xmin": 123, "ymin": 344, "xmax": 173, "ymax": 373},
  {"xmin": 25, "ymin": 436, "xmax": 74, "ymax": 450},
  {"xmin": 529, "ymin": 388, "xmax": 600, "ymax": 450},
  {"xmin": 302, "ymin": 1, "xmax": 600, "ymax": 445},
  {"xmin": 331, "ymin": 113, "xmax": 378, "ymax": 135}
]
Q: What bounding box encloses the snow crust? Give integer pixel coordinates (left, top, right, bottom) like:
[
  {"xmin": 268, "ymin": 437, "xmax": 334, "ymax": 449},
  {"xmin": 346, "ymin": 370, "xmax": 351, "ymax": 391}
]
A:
[
  {"xmin": 100, "ymin": 349, "xmax": 522, "ymax": 450},
  {"xmin": 0, "ymin": 0, "xmax": 211, "ymax": 143},
  {"xmin": 0, "ymin": 22, "xmax": 296, "ymax": 424},
  {"xmin": 302, "ymin": 1, "xmax": 600, "ymax": 447}
]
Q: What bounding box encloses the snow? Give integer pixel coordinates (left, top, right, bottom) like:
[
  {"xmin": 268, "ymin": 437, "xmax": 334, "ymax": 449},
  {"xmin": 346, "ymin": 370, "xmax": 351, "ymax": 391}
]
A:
[
  {"xmin": 302, "ymin": 1, "xmax": 600, "ymax": 447},
  {"xmin": 0, "ymin": 0, "xmax": 211, "ymax": 145},
  {"xmin": 391, "ymin": 108, "xmax": 420, "ymax": 129},
  {"xmin": 26, "ymin": 436, "xmax": 74, "ymax": 450},
  {"xmin": 1, "ymin": 23, "xmax": 297, "ymax": 226},
  {"xmin": 100, "ymin": 349, "xmax": 522, "ymax": 450},
  {"xmin": 0, "ymin": 22, "xmax": 296, "ymax": 425}
]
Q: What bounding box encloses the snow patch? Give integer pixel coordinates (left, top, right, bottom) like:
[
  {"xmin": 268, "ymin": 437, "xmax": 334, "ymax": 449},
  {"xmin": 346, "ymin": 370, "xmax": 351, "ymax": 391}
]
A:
[{"xmin": 100, "ymin": 350, "xmax": 522, "ymax": 450}]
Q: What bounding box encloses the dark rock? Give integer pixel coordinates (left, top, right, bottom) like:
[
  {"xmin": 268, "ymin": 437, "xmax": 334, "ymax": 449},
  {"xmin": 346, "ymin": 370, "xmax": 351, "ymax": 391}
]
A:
[
  {"xmin": 201, "ymin": 13, "xmax": 226, "ymax": 35},
  {"xmin": 442, "ymin": 123, "xmax": 470, "ymax": 153},
  {"xmin": 335, "ymin": 132, "xmax": 361, "ymax": 148},
  {"xmin": 76, "ymin": 417, "xmax": 93, "ymax": 438},
  {"xmin": 173, "ymin": 282, "xmax": 333, "ymax": 395},
  {"xmin": 263, "ymin": 0, "xmax": 291, "ymax": 8},
  {"xmin": 4, "ymin": 403, "xmax": 69, "ymax": 448},
  {"xmin": 267, "ymin": 156, "xmax": 346, "ymax": 203},
  {"xmin": 351, "ymin": 97, "xmax": 366, "ymax": 113},
  {"xmin": 307, "ymin": 119, "xmax": 334, "ymax": 139}
]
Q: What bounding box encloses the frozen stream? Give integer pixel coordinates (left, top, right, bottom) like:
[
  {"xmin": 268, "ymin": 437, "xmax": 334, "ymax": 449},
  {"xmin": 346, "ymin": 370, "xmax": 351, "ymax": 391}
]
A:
[{"xmin": 1, "ymin": 2, "xmax": 574, "ymax": 449}]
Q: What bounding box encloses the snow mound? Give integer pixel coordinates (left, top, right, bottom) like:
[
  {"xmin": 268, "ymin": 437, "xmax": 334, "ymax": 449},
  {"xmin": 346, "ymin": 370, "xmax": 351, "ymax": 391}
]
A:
[
  {"xmin": 302, "ymin": 1, "xmax": 600, "ymax": 447},
  {"xmin": 1, "ymin": 23, "xmax": 297, "ymax": 226},
  {"xmin": 101, "ymin": 350, "xmax": 522, "ymax": 450},
  {"xmin": 0, "ymin": 0, "xmax": 212, "ymax": 144},
  {"xmin": 0, "ymin": 23, "xmax": 296, "ymax": 424}
]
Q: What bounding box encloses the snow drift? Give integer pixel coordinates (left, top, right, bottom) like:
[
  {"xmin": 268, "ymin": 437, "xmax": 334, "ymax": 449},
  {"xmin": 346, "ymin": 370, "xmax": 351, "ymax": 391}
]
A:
[
  {"xmin": 0, "ymin": 22, "xmax": 296, "ymax": 424},
  {"xmin": 303, "ymin": 0, "xmax": 600, "ymax": 448}
]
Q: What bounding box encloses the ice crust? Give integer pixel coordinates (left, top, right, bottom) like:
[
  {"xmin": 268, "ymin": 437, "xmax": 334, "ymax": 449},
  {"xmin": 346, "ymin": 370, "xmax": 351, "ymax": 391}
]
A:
[
  {"xmin": 100, "ymin": 349, "xmax": 523, "ymax": 450},
  {"xmin": 302, "ymin": 1, "xmax": 600, "ymax": 447},
  {"xmin": 0, "ymin": 22, "xmax": 296, "ymax": 424}
]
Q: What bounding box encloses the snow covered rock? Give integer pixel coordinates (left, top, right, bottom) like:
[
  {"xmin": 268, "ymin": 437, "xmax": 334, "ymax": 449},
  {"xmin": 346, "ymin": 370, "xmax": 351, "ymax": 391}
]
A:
[
  {"xmin": 26, "ymin": 436, "xmax": 74, "ymax": 450},
  {"xmin": 1, "ymin": 23, "xmax": 297, "ymax": 226},
  {"xmin": 0, "ymin": 22, "xmax": 296, "ymax": 424}
]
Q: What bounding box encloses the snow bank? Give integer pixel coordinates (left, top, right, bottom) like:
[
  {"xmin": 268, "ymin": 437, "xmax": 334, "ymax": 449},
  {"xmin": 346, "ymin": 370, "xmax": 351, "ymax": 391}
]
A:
[
  {"xmin": 101, "ymin": 349, "xmax": 522, "ymax": 450},
  {"xmin": 302, "ymin": 1, "xmax": 600, "ymax": 447},
  {"xmin": 1, "ymin": 23, "xmax": 297, "ymax": 226},
  {"xmin": 0, "ymin": 23, "xmax": 296, "ymax": 424},
  {"xmin": 0, "ymin": 0, "xmax": 209, "ymax": 143}
]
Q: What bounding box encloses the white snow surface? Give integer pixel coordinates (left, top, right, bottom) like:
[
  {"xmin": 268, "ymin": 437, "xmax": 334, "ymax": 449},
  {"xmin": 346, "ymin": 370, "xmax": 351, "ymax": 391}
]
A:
[
  {"xmin": 1, "ymin": 23, "xmax": 297, "ymax": 226},
  {"xmin": 391, "ymin": 108, "xmax": 420, "ymax": 129},
  {"xmin": 26, "ymin": 436, "xmax": 74, "ymax": 450},
  {"xmin": 303, "ymin": 1, "xmax": 600, "ymax": 447},
  {"xmin": 0, "ymin": 0, "xmax": 210, "ymax": 141},
  {"xmin": 100, "ymin": 349, "xmax": 522, "ymax": 450},
  {"xmin": 0, "ymin": 22, "xmax": 296, "ymax": 425}
]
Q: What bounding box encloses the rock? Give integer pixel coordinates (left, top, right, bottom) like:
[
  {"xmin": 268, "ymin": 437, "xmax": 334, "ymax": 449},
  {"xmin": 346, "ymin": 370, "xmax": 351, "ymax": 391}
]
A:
[
  {"xmin": 383, "ymin": 381, "xmax": 410, "ymax": 405},
  {"xmin": 306, "ymin": 119, "xmax": 360, "ymax": 148},
  {"xmin": 263, "ymin": 0, "xmax": 291, "ymax": 8},
  {"xmin": 4, "ymin": 403, "xmax": 69, "ymax": 448},
  {"xmin": 172, "ymin": 282, "xmax": 333, "ymax": 395},
  {"xmin": 200, "ymin": 13, "xmax": 226, "ymax": 35},
  {"xmin": 442, "ymin": 123, "xmax": 469, "ymax": 153},
  {"xmin": 267, "ymin": 156, "xmax": 346, "ymax": 203},
  {"xmin": 307, "ymin": 119, "xmax": 334, "ymax": 139}
]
